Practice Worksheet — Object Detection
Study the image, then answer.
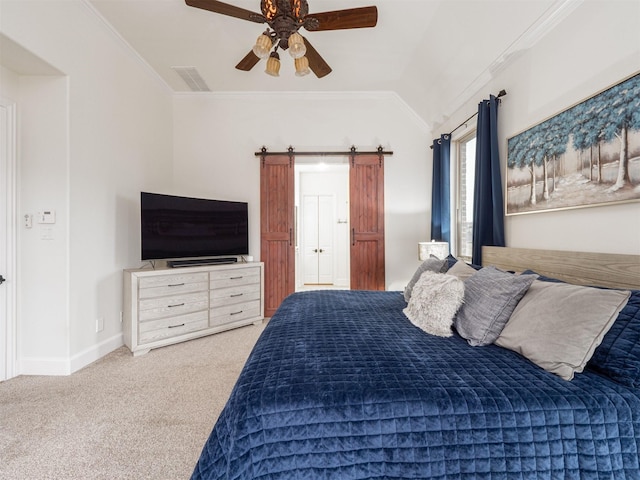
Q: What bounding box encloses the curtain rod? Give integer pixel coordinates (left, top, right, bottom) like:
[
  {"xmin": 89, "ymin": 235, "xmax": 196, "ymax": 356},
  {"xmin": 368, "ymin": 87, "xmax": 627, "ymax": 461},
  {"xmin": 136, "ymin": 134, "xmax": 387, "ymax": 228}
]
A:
[
  {"xmin": 430, "ymin": 89, "xmax": 507, "ymax": 148},
  {"xmin": 255, "ymin": 145, "xmax": 393, "ymax": 157}
]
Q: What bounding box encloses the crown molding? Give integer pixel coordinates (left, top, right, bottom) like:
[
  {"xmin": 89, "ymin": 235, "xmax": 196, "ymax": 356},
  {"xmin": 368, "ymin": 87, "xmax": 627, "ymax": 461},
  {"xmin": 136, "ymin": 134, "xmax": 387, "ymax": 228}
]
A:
[{"xmin": 441, "ymin": 0, "xmax": 583, "ymax": 122}]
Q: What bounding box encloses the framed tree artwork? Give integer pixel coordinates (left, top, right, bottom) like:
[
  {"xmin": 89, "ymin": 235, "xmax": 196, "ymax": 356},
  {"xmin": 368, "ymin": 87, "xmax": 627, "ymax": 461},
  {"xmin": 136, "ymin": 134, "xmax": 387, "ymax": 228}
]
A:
[{"xmin": 506, "ymin": 72, "xmax": 640, "ymax": 215}]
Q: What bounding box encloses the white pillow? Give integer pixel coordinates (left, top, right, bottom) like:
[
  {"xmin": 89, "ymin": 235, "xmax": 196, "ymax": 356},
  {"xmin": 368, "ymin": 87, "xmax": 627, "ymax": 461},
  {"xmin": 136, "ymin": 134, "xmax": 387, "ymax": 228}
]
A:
[{"xmin": 403, "ymin": 271, "xmax": 465, "ymax": 337}]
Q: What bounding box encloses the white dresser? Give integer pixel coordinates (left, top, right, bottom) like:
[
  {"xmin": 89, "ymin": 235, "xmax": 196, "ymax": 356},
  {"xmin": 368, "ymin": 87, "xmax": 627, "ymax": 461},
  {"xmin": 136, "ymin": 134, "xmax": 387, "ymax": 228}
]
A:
[{"xmin": 123, "ymin": 262, "xmax": 264, "ymax": 355}]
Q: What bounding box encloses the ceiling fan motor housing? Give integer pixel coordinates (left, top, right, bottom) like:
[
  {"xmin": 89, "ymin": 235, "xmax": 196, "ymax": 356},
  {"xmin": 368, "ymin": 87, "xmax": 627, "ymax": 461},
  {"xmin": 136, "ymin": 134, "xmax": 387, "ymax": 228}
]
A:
[
  {"xmin": 261, "ymin": 0, "xmax": 308, "ymax": 21},
  {"xmin": 262, "ymin": 0, "xmax": 313, "ymax": 48}
]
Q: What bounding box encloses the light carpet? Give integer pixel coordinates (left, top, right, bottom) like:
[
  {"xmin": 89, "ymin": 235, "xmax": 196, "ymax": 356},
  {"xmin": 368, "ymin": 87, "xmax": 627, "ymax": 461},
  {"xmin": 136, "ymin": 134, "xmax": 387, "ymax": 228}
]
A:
[{"xmin": 0, "ymin": 322, "xmax": 266, "ymax": 480}]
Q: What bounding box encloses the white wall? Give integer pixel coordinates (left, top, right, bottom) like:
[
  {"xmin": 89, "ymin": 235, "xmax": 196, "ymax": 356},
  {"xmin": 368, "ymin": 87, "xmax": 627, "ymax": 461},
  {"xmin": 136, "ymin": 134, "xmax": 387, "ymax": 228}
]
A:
[
  {"xmin": 1, "ymin": 0, "xmax": 174, "ymax": 374},
  {"xmin": 435, "ymin": 0, "xmax": 640, "ymax": 256},
  {"xmin": 172, "ymin": 92, "xmax": 432, "ymax": 290},
  {"xmin": 18, "ymin": 75, "xmax": 70, "ymax": 370}
]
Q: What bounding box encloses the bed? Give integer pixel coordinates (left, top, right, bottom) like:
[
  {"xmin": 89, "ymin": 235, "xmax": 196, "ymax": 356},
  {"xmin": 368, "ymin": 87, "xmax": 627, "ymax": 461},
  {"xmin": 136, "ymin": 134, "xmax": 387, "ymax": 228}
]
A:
[{"xmin": 191, "ymin": 247, "xmax": 640, "ymax": 479}]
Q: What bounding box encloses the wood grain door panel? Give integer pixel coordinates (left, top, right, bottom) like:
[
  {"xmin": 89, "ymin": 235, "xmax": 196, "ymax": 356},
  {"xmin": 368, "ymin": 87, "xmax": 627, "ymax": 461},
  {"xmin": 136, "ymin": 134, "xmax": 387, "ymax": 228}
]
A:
[
  {"xmin": 350, "ymin": 154, "xmax": 385, "ymax": 290},
  {"xmin": 260, "ymin": 156, "xmax": 295, "ymax": 317}
]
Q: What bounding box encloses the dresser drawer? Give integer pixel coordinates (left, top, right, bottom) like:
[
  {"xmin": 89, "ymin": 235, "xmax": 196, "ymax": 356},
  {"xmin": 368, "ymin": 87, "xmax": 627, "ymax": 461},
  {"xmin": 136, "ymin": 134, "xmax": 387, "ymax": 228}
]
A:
[
  {"xmin": 210, "ymin": 300, "xmax": 261, "ymax": 326},
  {"xmin": 139, "ymin": 291, "xmax": 209, "ymax": 321},
  {"xmin": 139, "ymin": 280, "xmax": 208, "ymax": 299},
  {"xmin": 210, "ymin": 267, "xmax": 260, "ymax": 289},
  {"xmin": 139, "ymin": 271, "xmax": 208, "ymax": 289},
  {"xmin": 139, "ymin": 310, "xmax": 208, "ymax": 344},
  {"xmin": 210, "ymin": 283, "xmax": 260, "ymax": 308}
]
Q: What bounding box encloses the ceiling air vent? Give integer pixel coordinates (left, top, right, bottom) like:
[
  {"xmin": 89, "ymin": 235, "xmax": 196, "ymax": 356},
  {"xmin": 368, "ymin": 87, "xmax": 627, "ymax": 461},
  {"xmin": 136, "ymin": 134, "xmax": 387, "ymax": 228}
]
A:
[{"xmin": 171, "ymin": 66, "xmax": 211, "ymax": 92}]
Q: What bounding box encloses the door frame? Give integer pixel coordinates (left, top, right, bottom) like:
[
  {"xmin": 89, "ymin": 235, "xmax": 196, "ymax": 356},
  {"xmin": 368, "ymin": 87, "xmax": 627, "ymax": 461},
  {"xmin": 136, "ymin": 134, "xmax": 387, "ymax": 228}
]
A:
[{"xmin": 0, "ymin": 99, "xmax": 17, "ymax": 381}]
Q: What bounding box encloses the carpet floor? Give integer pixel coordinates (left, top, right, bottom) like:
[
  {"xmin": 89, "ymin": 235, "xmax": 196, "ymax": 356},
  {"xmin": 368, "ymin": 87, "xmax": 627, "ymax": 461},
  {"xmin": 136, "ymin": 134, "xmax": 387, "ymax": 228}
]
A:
[{"xmin": 0, "ymin": 322, "xmax": 266, "ymax": 480}]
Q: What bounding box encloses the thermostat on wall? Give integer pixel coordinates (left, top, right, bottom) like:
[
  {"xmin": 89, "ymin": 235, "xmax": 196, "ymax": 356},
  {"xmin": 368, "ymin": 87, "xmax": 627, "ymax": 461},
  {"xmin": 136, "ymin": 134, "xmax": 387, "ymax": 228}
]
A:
[{"xmin": 37, "ymin": 210, "xmax": 56, "ymax": 224}]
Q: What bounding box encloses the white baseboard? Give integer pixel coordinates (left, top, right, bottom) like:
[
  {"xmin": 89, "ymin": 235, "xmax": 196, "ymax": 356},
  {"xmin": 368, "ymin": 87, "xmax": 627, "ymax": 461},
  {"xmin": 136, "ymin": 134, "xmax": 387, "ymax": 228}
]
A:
[
  {"xmin": 70, "ymin": 333, "xmax": 124, "ymax": 374},
  {"xmin": 19, "ymin": 334, "xmax": 124, "ymax": 376},
  {"xmin": 20, "ymin": 357, "xmax": 73, "ymax": 376}
]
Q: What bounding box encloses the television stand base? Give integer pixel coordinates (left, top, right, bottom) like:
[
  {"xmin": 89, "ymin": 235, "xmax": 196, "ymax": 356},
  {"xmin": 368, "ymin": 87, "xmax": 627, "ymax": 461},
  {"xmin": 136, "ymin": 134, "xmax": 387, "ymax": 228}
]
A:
[{"xmin": 167, "ymin": 257, "xmax": 238, "ymax": 268}]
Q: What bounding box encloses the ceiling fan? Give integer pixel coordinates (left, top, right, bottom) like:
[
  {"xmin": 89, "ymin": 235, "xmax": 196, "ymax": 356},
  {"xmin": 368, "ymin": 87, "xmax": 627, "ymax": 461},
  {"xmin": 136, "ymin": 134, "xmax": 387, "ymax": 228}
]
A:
[{"xmin": 185, "ymin": 0, "xmax": 378, "ymax": 78}]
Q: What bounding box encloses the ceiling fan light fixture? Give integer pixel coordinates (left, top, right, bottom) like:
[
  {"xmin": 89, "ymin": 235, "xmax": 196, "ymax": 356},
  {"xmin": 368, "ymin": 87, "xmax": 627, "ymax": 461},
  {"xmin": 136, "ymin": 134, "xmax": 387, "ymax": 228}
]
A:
[
  {"xmin": 265, "ymin": 51, "xmax": 281, "ymax": 76},
  {"xmin": 294, "ymin": 56, "xmax": 310, "ymax": 77},
  {"xmin": 287, "ymin": 32, "xmax": 306, "ymax": 59},
  {"xmin": 252, "ymin": 33, "xmax": 273, "ymax": 59},
  {"xmin": 185, "ymin": 0, "xmax": 379, "ymax": 78}
]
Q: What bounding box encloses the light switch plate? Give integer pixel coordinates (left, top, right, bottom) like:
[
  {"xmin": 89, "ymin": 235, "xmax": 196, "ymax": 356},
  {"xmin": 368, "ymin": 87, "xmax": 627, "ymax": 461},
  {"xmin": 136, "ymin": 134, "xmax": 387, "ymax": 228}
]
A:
[{"xmin": 37, "ymin": 210, "xmax": 56, "ymax": 224}]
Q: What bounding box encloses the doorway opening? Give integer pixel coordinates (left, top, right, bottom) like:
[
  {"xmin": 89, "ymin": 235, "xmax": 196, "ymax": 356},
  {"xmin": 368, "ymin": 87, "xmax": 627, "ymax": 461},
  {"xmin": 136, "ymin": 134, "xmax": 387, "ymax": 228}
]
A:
[{"xmin": 294, "ymin": 160, "xmax": 349, "ymax": 292}]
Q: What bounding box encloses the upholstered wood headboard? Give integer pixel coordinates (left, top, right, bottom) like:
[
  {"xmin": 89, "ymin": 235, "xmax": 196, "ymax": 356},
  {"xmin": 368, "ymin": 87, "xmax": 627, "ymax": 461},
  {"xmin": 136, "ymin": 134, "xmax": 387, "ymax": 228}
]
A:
[{"xmin": 482, "ymin": 246, "xmax": 640, "ymax": 290}]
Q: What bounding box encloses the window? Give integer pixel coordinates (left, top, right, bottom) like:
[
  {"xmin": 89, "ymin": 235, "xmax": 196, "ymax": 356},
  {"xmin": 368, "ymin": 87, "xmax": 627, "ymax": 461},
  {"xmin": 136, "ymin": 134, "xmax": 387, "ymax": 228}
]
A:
[{"xmin": 457, "ymin": 133, "xmax": 476, "ymax": 261}]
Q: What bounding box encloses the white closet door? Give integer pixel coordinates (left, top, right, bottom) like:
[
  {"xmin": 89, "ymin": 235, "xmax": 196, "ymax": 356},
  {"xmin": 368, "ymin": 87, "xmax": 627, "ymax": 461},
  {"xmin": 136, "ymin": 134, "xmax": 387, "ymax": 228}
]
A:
[
  {"xmin": 302, "ymin": 195, "xmax": 319, "ymax": 284},
  {"xmin": 302, "ymin": 194, "xmax": 335, "ymax": 285},
  {"xmin": 317, "ymin": 195, "xmax": 334, "ymax": 284}
]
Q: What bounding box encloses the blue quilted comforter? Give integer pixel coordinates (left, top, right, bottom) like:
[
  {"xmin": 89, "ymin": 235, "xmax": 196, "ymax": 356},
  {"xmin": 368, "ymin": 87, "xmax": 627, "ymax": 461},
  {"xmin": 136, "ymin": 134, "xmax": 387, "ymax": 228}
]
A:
[{"xmin": 192, "ymin": 290, "xmax": 640, "ymax": 479}]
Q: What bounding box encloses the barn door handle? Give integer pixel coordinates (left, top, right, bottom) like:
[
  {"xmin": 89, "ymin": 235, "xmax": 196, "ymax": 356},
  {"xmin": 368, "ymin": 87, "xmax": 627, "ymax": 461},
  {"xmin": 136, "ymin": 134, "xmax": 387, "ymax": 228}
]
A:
[
  {"xmin": 351, "ymin": 228, "xmax": 355, "ymax": 246},
  {"xmin": 289, "ymin": 228, "xmax": 293, "ymax": 246}
]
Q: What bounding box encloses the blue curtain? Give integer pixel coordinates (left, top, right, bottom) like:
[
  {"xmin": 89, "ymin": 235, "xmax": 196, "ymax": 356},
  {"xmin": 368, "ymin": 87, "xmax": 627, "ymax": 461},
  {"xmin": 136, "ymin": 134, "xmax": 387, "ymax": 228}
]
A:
[
  {"xmin": 472, "ymin": 95, "xmax": 505, "ymax": 265},
  {"xmin": 431, "ymin": 134, "xmax": 451, "ymax": 245}
]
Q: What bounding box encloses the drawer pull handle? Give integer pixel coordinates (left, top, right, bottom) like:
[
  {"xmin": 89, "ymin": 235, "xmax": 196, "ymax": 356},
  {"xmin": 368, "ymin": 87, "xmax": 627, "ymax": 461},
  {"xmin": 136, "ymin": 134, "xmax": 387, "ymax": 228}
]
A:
[
  {"xmin": 168, "ymin": 283, "xmax": 185, "ymax": 287},
  {"xmin": 230, "ymin": 276, "xmax": 243, "ymax": 280},
  {"xmin": 230, "ymin": 310, "xmax": 243, "ymax": 316},
  {"xmin": 230, "ymin": 293, "xmax": 244, "ymax": 298},
  {"xmin": 168, "ymin": 303, "xmax": 185, "ymax": 308},
  {"xmin": 168, "ymin": 323, "xmax": 185, "ymax": 329}
]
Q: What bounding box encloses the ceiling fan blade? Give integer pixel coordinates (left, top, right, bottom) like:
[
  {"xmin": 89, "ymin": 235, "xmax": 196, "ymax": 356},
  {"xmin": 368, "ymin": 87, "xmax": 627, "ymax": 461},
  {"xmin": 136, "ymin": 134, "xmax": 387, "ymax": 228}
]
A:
[
  {"xmin": 185, "ymin": 0, "xmax": 264, "ymax": 23},
  {"xmin": 302, "ymin": 37, "xmax": 332, "ymax": 78},
  {"xmin": 235, "ymin": 51, "xmax": 261, "ymax": 71},
  {"xmin": 305, "ymin": 6, "xmax": 377, "ymax": 31}
]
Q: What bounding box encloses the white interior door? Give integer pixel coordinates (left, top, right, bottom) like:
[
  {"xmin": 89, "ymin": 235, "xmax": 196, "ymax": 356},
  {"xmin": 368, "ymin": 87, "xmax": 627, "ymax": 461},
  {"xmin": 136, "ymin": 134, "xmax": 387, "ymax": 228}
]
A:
[
  {"xmin": 302, "ymin": 194, "xmax": 335, "ymax": 285},
  {"xmin": 316, "ymin": 195, "xmax": 334, "ymax": 284},
  {"xmin": 302, "ymin": 195, "xmax": 319, "ymax": 284},
  {"xmin": 0, "ymin": 101, "xmax": 16, "ymax": 381}
]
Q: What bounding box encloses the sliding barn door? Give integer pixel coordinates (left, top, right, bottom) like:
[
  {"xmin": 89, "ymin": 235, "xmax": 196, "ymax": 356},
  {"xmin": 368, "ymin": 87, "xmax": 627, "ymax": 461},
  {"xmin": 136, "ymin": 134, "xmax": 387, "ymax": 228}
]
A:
[
  {"xmin": 350, "ymin": 154, "xmax": 385, "ymax": 290},
  {"xmin": 260, "ymin": 155, "xmax": 295, "ymax": 317}
]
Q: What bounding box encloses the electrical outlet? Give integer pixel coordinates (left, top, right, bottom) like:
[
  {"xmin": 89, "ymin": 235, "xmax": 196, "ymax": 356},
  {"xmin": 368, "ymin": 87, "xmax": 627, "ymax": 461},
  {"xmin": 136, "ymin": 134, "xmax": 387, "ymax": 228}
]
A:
[{"xmin": 96, "ymin": 317, "xmax": 104, "ymax": 333}]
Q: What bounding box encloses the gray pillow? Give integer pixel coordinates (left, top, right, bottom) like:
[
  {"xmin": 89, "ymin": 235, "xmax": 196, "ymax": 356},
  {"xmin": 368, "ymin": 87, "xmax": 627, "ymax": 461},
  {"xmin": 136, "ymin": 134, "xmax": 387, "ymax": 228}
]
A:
[
  {"xmin": 455, "ymin": 267, "xmax": 537, "ymax": 346},
  {"xmin": 404, "ymin": 257, "xmax": 447, "ymax": 302},
  {"xmin": 495, "ymin": 280, "xmax": 631, "ymax": 381},
  {"xmin": 403, "ymin": 271, "xmax": 465, "ymax": 337}
]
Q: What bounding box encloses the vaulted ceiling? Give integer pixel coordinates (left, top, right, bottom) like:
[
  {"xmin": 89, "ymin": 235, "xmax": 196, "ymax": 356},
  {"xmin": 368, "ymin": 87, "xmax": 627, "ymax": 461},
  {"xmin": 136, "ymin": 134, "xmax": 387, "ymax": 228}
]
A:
[{"xmin": 87, "ymin": 0, "xmax": 580, "ymax": 128}]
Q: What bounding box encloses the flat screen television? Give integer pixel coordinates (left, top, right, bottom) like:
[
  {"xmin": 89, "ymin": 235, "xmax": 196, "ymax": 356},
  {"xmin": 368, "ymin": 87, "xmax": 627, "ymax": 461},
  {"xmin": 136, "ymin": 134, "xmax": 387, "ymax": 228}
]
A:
[{"xmin": 140, "ymin": 192, "xmax": 248, "ymax": 264}]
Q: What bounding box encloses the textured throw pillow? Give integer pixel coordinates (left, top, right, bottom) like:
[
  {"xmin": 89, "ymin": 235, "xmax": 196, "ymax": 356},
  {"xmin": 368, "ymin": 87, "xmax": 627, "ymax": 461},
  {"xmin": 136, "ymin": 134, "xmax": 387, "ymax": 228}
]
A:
[
  {"xmin": 455, "ymin": 267, "xmax": 537, "ymax": 346},
  {"xmin": 495, "ymin": 280, "xmax": 631, "ymax": 381},
  {"xmin": 404, "ymin": 257, "xmax": 448, "ymax": 302},
  {"xmin": 446, "ymin": 260, "xmax": 478, "ymax": 281},
  {"xmin": 520, "ymin": 271, "xmax": 640, "ymax": 388},
  {"xmin": 588, "ymin": 289, "xmax": 640, "ymax": 388},
  {"xmin": 403, "ymin": 271, "xmax": 465, "ymax": 337}
]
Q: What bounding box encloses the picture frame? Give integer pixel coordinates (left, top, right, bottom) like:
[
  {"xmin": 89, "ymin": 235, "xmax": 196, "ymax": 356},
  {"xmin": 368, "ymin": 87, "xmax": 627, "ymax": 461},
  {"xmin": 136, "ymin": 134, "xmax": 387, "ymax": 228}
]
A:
[{"xmin": 505, "ymin": 72, "xmax": 640, "ymax": 215}]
